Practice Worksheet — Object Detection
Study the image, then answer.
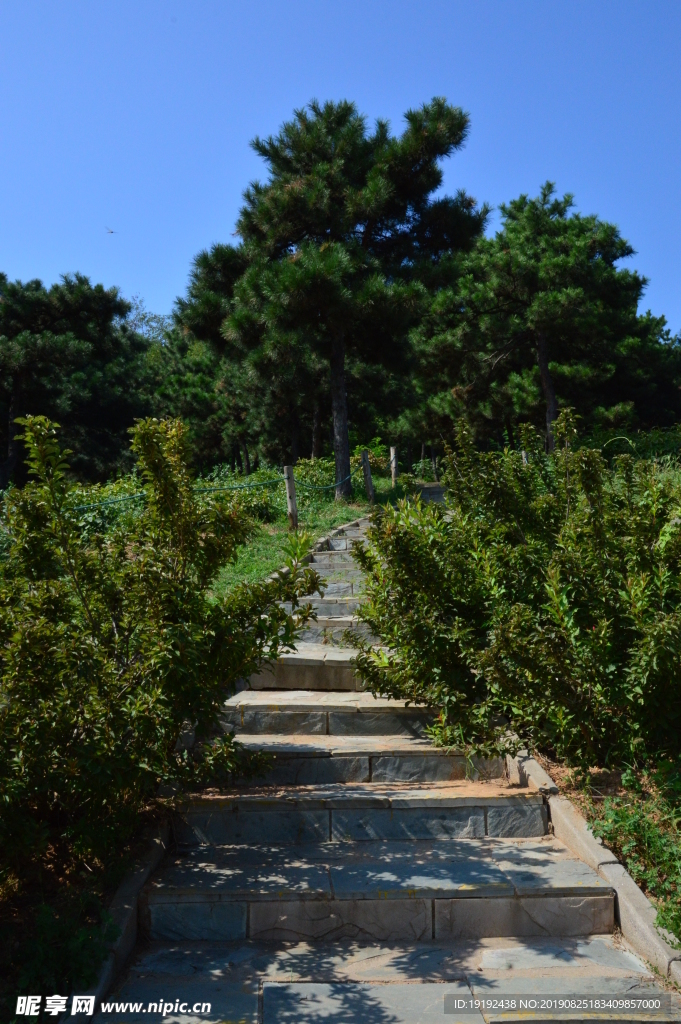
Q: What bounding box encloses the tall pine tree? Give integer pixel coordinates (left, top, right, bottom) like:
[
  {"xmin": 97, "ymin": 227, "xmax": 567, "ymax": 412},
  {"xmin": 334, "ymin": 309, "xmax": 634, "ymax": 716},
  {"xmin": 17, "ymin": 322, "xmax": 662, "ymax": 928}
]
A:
[{"xmin": 226, "ymin": 98, "xmax": 485, "ymax": 494}]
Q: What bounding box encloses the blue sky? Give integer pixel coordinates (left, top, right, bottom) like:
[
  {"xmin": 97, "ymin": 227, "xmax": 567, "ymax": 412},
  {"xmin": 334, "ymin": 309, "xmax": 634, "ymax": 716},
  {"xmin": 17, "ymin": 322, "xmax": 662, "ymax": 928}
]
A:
[{"xmin": 1, "ymin": 1, "xmax": 680, "ymax": 329}]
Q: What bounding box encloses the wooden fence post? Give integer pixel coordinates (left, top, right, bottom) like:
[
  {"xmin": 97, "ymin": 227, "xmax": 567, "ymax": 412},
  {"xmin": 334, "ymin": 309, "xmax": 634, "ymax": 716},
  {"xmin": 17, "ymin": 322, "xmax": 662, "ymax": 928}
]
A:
[
  {"xmin": 430, "ymin": 444, "xmax": 439, "ymax": 482},
  {"xmin": 283, "ymin": 465, "xmax": 298, "ymax": 530},
  {"xmin": 390, "ymin": 446, "xmax": 398, "ymax": 488},
  {"xmin": 361, "ymin": 450, "xmax": 375, "ymax": 504}
]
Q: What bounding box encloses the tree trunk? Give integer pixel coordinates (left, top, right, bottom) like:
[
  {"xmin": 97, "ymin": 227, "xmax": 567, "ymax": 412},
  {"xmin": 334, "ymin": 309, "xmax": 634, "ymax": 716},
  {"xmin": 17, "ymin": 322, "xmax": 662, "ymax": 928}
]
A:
[
  {"xmin": 0, "ymin": 393, "xmax": 21, "ymax": 490},
  {"xmin": 240, "ymin": 440, "xmax": 251, "ymax": 476},
  {"xmin": 536, "ymin": 331, "xmax": 558, "ymax": 452},
  {"xmin": 330, "ymin": 333, "xmax": 352, "ymax": 499},
  {"xmin": 235, "ymin": 443, "xmax": 243, "ymax": 473},
  {"xmin": 311, "ymin": 401, "xmax": 322, "ymax": 459},
  {"xmin": 291, "ymin": 410, "xmax": 299, "ymax": 466}
]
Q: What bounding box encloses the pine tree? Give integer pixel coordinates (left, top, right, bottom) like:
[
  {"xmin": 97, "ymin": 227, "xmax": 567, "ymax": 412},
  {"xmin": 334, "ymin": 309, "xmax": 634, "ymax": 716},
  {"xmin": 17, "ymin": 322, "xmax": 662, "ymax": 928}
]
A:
[
  {"xmin": 415, "ymin": 184, "xmax": 681, "ymax": 448},
  {"xmin": 226, "ymin": 98, "xmax": 485, "ymax": 494},
  {"xmin": 0, "ymin": 273, "xmax": 152, "ymax": 485}
]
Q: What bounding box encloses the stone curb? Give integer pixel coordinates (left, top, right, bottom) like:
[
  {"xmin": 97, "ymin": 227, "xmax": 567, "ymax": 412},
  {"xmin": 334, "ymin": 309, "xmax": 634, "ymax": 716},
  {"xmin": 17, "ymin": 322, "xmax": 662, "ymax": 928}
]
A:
[
  {"xmin": 72, "ymin": 822, "xmax": 171, "ymax": 1016},
  {"xmin": 510, "ymin": 751, "xmax": 559, "ymax": 794},
  {"xmin": 545, "ymin": 792, "xmax": 681, "ymax": 981}
]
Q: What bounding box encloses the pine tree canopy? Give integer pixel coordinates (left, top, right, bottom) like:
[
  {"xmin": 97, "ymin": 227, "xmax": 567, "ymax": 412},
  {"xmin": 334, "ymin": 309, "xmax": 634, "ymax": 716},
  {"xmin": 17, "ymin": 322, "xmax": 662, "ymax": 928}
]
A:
[
  {"xmin": 0, "ymin": 273, "xmax": 153, "ymax": 485},
  {"xmin": 224, "ymin": 98, "xmax": 485, "ymax": 492},
  {"xmin": 414, "ymin": 183, "xmax": 681, "ymax": 448}
]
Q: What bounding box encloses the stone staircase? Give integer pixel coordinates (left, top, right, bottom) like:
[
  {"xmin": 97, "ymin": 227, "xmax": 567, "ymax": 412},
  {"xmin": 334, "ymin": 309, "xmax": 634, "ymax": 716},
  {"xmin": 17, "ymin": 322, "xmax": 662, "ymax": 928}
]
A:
[{"xmin": 102, "ymin": 518, "xmax": 680, "ymax": 1022}]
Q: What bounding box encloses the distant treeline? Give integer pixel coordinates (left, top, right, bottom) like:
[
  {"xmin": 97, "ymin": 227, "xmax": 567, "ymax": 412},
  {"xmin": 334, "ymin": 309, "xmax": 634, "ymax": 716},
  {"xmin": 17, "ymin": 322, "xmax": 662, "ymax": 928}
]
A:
[{"xmin": 3, "ymin": 98, "xmax": 681, "ymax": 487}]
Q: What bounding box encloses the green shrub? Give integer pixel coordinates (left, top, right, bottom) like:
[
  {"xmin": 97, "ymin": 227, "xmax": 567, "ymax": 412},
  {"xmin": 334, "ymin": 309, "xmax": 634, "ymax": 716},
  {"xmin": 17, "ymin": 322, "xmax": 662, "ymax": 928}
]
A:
[
  {"xmin": 0, "ymin": 416, "xmax": 318, "ymax": 870},
  {"xmin": 353, "ymin": 411, "xmax": 681, "ymax": 769},
  {"xmin": 590, "ymin": 769, "xmax": 681, "ymax": 942}
]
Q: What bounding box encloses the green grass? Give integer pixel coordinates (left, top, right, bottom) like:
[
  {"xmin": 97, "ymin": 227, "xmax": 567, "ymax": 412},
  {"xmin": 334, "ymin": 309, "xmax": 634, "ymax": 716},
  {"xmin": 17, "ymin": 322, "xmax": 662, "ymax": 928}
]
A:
[
  {"xmin": 586, "ymin": 769, "xmax": 681, "ymax": 945},
  {"xmin": 213, "ymin": 476, "xmax": 409, "ymax": 596}
]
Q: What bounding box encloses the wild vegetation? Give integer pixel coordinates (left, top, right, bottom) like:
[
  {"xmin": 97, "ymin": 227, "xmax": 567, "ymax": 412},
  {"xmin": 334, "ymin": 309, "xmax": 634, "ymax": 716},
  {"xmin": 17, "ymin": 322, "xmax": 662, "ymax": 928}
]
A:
[
  {"xmin": 354, "ymin": 411, "xmax": 681, "ymax": 770},
  {"xmin": 2, "ymin": 94, "xmax": 681, "ymax": 990},
  {"xmin": 0, "ymin": 417, "xmax": 317, "ymax": 1002}
]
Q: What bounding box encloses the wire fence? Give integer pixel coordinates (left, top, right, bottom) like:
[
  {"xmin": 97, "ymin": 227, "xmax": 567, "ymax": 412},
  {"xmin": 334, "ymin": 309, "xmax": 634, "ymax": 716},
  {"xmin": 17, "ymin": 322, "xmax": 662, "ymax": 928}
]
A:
[{"xmin": 1, "ymin": 465, "xmax": 366, "ymax": 517}]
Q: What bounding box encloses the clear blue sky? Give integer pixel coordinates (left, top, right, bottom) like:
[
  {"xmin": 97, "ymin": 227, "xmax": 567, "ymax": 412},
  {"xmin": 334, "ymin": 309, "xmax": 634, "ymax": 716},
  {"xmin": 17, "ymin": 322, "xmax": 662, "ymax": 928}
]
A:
[{"xmin": 1, "ymin": 1, "xmax": 680, "ymax": 329}]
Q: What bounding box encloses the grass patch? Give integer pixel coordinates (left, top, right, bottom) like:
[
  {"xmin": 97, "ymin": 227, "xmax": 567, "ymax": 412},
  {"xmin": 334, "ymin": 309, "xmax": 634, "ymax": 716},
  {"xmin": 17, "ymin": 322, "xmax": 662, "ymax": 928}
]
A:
[
  {"xmin": 213, "ymin": 475, "xmax": 409, "ymax": 595},
  {"xmin": 589, "ymin": 770, "xmax": 681, "ymax": 945},
  {"xmin": 536, "ymin": 755, "xmax": 681, "ymax": 947}
]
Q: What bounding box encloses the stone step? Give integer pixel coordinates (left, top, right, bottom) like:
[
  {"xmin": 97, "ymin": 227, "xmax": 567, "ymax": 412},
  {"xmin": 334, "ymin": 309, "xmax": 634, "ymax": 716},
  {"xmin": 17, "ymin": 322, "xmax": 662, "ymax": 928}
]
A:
[
  {"xmin": 299, "ymin": 616, "xmax": 373, "ymax": 642},
  {"xmin": 249, "ymin": 643, "xmax": 360, "ymax": 690},
  {"xmin": 280, "ymin": 596, "xmax": 362, "ymax": 617},
  {"xmin": 99, "ymin": 934, "xmax": 679, "ymax": 1023},
  {"xmin": 140, "ymin": 837, "xmax": 615, "ymax": 943},
  {"xmin": 222, "ymin": 689, "xmax": 434, "ymax": 736},
  {"xmin": 230, "ymin": 733, "xmax": 505, "ymax": 784},
  {"xmin": 174, "ymin": 782, "xmax": 548, "ymax": 846},
  {"xmin": 309, "ymin": 551, "xmax": 356, "ymax": 565},
  {"xmin": 318, "ymin": 579, "xmax": 364, "ymax": 596}
]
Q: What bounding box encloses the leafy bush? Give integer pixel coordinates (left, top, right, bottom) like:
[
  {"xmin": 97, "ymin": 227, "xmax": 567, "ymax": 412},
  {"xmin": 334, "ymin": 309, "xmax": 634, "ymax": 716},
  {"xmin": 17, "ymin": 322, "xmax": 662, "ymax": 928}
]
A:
[
  {"xmin": 0, "ymin": 416, "xmax": 318, "ymax": 870},
  {"xmin": 352, "ymin": 438, "xmax": 389, "ymax": 474},
  {"xmin": 590, "ymin": 769, "xmax": 681, "ymax": 942},
  {"xmin": 353, "ymin": 411, "xmax": 681, "ymax": 769}
]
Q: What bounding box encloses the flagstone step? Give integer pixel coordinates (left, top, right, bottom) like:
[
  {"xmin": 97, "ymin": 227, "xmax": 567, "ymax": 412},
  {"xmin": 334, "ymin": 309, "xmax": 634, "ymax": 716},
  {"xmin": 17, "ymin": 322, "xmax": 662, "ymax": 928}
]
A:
[
  {"xmin": 249, "ymin": 643, "xmax": 360, "ymax": 690},
  {"xmin": 222, "ymin": 689, "xmax": 434, "ymax": 736},
  {"xmin": 280, "ymin": 596, "xmax": 362, "ymax": 617},
  {"xmin": 231, "ymin": 733, "xmax": 505, "ymax": 785},
  {"xmin": 299, "ymin": 615, "xmax": 373, "ymax": 642},
  {"xmin": 139, "ymin": 837, "xmax": 615, "ymax": 943},
  {"xmin": 309, "ymin": 551, "xmax": 356, "ymax": 565},
  {"xmin": 174, "ymin": 782, "xmax": 548, "ymax": 846},
  {"xmin": 98, "ymin": 934, "xmax": 679, "ymax": 1023}
]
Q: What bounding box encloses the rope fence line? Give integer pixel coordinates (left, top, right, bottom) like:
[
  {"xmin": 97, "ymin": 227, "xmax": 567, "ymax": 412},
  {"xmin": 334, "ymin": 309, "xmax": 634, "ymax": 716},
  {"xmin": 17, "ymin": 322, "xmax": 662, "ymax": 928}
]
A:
[{"xmin": 0, "ymin": 465, "xmax": 368, "ymax": 517}]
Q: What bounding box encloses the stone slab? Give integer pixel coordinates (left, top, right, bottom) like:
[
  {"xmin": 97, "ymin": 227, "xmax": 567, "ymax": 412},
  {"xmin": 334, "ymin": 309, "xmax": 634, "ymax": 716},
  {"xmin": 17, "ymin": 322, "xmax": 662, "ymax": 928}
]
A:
[
  {"xmin": 148, "ymin": 849, "xmax": 331, "ymax": 900},
  {"xmin": 223, "ymin": 689, "xmax": 424, "ymax": 712},
  {"xmin": 329, "ymin": 848, "xmax": 513, "ymax": 900},
  {"xmin": 236, "ymin": 734, "xmax": 456, "ymax": 755},
  {"xmin": 329, "ymin": 710, "xmax": 432, "ymax": 736},
  {"xmin": 434, "ymin": 895, "xmax": 614, "ymax": 939},
  {"xmin": 185, "ymin": 780, "xmax": 531, "ymax": 809},
  {"xmin": 490, "ymin": 840, "xmax": 614, "ymax": 896},
  {"xmin": 250, "ymin": 662, "xmax": 360, "ymax": 691},
  {"xmin": 487, "ymin": 802, "xmax": 548, "ymax": 838},
  {"xmin": 249, "ymin": 897, "xmax": 432, "ymax": 942},
  {"xmin": 226, "ymin": 709, "xmax": 328, "ymax": 734},
  {"xmin": 331, "ymin": 807, "xmax": 486, "ymax": 842},
  {"xmin": 145, "ymin": 900, "xmax": 247, "ymax": 941},
  {"xmin": 256, "ymin": 755, "xmax": 371, "ymax": 785},
  {"xmin": 479, "ymin": 937, "xmax": 649, "ymax": 973},
  {"xmin": 263, "ymin": 981, "xmax": 485, "ymax": 1024},
  {"xmin": 372, "ymin": 754, "xmax": 469, "ymax": 782},
  {"xmin": 117, "ymin": 933, "xmax": 658, "ymax": 984},
  {"xmin": 175, "ymin": 808, "xmax": 330, "ymax": 846}
]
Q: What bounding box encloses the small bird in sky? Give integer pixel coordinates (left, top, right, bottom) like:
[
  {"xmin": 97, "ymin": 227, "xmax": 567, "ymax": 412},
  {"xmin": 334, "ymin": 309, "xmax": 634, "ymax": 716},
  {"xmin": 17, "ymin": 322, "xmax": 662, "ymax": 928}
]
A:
[{"xmin": 105, "ymin": 226, "xmax": 117, "ymax": 234}]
